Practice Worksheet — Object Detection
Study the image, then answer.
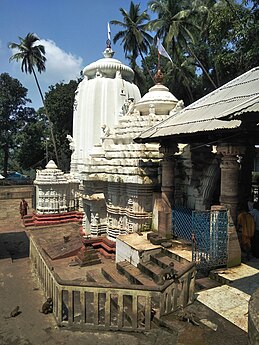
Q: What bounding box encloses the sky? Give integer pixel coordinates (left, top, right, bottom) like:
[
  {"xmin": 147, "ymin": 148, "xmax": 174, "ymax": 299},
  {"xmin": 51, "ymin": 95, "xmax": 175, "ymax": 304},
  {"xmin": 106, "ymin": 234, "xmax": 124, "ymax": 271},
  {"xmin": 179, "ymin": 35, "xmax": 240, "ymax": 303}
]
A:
[{"xmin": 0, "ymin": 0, "xmax": 149, "ymax": 109}]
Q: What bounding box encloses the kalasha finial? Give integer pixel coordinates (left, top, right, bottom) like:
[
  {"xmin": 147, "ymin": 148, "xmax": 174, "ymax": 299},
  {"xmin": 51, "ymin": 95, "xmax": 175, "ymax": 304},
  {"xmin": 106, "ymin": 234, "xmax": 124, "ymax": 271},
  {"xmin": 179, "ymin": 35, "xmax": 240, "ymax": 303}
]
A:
[{"xmin": 154, "ymin": 69, "xmax": 164, "ymax": 84}]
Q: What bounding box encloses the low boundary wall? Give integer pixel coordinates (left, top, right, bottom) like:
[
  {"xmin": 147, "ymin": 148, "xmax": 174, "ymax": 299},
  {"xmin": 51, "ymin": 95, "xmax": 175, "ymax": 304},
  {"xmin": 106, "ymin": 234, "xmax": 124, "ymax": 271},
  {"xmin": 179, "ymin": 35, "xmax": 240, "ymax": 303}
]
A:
[{"xmin": 30, "ymin": 237, "xmax": 196, "ymax": 332}]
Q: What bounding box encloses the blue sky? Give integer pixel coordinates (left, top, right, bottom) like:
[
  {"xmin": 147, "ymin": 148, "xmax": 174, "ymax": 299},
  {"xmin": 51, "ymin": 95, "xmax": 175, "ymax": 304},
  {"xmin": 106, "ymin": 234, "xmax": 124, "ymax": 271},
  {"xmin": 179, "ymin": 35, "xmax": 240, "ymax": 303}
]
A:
[{"xmin": 0, "ymin": 0, "xmax": 150, "ymax": 109}]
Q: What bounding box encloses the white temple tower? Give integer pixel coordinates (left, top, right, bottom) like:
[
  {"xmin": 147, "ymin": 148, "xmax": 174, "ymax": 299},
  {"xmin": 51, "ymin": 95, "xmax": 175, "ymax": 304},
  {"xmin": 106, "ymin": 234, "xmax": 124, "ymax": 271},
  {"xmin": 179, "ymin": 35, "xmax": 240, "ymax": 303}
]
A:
[{"xmin": 70, "ymin": 44, "xmax": 141, "ymax": 176}]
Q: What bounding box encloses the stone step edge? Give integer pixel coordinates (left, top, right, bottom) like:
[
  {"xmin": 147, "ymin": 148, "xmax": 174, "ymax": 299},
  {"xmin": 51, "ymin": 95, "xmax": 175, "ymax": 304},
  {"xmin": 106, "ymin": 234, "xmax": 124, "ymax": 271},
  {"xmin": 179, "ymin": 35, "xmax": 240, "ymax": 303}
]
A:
[{"xmin": 116, "ymin": 261, "xmax": 157, "ymax": 287}]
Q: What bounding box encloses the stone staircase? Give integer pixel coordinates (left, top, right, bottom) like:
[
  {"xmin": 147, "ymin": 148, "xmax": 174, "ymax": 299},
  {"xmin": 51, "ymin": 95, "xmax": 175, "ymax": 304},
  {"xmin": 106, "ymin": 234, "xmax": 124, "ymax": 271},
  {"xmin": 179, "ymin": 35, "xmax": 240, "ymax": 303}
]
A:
[{"xmin": 86, "ymin": 248, "xmax": 193, "ymax": 288}]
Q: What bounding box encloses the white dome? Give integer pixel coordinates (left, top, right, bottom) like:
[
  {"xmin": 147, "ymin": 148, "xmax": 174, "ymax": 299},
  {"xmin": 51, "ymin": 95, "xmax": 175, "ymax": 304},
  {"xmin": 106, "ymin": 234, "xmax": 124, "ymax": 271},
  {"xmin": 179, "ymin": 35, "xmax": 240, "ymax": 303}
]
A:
[{"xmin": 135, "ymin": 83, "xmax": 178, "ymax": 115}]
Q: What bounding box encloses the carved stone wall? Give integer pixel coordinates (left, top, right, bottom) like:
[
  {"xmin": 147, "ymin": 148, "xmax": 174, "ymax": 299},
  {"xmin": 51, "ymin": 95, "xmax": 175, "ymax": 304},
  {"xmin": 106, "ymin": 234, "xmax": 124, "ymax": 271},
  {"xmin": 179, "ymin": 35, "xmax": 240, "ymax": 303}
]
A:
[
  {"xmin": 34, "ymin": 160, "xmax": 79, "ymax": 214},
  {"xmin": 174, "ymin": 145, "xmax": 220, "ymax": 211}
]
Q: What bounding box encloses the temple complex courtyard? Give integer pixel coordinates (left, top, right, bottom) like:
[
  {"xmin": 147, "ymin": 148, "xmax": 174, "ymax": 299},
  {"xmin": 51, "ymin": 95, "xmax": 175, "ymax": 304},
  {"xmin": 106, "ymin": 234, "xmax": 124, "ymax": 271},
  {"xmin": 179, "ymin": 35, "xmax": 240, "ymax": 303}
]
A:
[{"xmin": 0, "ymin": 194, "xmax": 256, "ymax": 345}]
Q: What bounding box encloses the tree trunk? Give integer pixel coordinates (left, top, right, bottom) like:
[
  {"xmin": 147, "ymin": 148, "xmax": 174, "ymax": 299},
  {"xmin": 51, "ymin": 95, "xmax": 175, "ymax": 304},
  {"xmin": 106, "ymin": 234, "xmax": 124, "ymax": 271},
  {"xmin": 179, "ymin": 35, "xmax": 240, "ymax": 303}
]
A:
[
  {"xmin": 32, "ymin": 67, "xmax": 60, "ymax": 167},
  {"xmin": 187, "ymin": 45, "xmax": 218, "ymax": 89}
]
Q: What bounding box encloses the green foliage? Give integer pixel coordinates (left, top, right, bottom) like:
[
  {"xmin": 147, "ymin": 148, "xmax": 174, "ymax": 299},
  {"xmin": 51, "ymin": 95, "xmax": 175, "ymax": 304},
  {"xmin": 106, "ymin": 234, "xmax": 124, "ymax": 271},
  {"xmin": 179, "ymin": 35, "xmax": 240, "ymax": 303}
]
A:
[
  {"xmin": 111, "ymin": 1, "xmax": 153, "ymax": 92},
  {"xmin": 9, "ymin": 33, "xmax": 46, "ymax": 76},
  {"xmin": 9, "ymin": 33, "xmax": 59, "ymax": 166},
  {"xmin": 15, "ymin": 110, "xmax": 47, "ymax": 171},
  {"xmin": 145, "ymin": 0, "xmax": 259, "ymax": 101},
  {"xmin": 0, "ymin": 73, "xmax": 31, "ymax": 175},
  {"xmin": 45, "ymin": 80, "xmax": 79, "ymax": 171}
]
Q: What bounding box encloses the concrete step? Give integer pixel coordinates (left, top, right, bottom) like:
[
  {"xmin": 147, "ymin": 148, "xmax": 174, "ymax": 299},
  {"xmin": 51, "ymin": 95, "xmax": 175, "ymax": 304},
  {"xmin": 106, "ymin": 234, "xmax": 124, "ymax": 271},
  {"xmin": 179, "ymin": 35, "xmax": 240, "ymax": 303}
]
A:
[
  {"xmin": 150, "ymin": 252, "xmax": 175, "ymax": 268},
  {"xmin": 101, "ymin": 266, "xmax": 132, "ymax": 285},
  {"xmin": 162, "ymin": 247, "xmax": 191, "ymax": 264},
  {"xmin": 137, "ymin": 261, "xmax": 162, "ymax": 281},
  {"xmin": 86, "ymin": 269, "xmax": 110, "ymax": 284},
  {"xmin": 116, "ymin": 261, "xmax": 157, "ymax": 287},
  {"xmin": 150, "ymin": 251, "xmax": 193, "ymax": 274},
  {"xmin": 195, "ymin": 277, "xmax": 222, "ymax": 291}
]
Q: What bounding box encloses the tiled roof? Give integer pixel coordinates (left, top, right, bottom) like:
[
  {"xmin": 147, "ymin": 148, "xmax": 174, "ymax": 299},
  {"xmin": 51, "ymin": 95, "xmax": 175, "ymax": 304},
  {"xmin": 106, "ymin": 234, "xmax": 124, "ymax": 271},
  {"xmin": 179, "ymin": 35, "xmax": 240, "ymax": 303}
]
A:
[{"xmin": 136, "ymin": 67, "xmax": 259, "ymax": 142}]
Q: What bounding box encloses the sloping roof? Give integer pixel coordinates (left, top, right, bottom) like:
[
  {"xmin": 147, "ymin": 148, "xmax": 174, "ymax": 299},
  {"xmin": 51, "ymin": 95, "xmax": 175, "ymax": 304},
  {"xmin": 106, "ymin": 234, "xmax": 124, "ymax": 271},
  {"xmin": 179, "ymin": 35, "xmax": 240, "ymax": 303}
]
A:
[{"xmin": 136, "ymin": 66, "xmax": 259, "ymax": 142}]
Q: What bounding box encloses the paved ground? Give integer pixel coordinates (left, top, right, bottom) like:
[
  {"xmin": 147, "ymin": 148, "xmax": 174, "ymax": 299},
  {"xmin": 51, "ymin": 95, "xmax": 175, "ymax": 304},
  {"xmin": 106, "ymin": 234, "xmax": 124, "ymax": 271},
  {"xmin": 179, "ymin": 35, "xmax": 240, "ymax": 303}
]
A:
[{"xmin": 0, "ymin": 207, "xmax": 252, "ymax": 345}]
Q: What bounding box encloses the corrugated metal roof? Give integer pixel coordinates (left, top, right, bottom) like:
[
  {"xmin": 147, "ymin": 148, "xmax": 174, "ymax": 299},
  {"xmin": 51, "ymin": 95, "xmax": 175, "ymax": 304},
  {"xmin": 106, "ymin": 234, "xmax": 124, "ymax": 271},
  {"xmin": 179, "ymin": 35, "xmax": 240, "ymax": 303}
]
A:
[{"xmin": 137, "ymin": 67, "xmax": 259, "ymax": 141}]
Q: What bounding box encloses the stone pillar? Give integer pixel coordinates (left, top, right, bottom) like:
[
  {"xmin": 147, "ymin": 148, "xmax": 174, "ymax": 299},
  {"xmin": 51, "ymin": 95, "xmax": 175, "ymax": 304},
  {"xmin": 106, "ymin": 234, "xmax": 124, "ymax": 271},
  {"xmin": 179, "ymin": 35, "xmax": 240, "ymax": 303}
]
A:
[
  {"xmin": 157, "ymin": 144, "xmax": 178, "ymax": 238},
  {"xmin": 217, "ymin": 144, "xmax": 245, "ymax": 223}
]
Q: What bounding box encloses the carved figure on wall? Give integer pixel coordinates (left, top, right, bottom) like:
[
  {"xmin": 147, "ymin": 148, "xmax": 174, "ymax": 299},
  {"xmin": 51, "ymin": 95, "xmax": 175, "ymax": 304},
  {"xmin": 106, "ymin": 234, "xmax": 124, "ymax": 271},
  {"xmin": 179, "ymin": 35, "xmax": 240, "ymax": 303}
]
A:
[
  {"xmin": 66, "ymin": 135, "xmax": 75, "ymax": 152},
  {"xmin": 73, "ymin": 88, "xmax": 79, "ymax": 111},
  {"xmin": 175, "ymin": 100, "xmax": 184, "ymax": 112},
  {"xmin": 116, "ymin": 70, "xmax": 122, "ymax": 79},
  {"xmin": 119, "ymin": 216, "xmax": 123, "ymax": 228},
  {"xmin": 101, "ymin": 124, "xmax": 111, "ymax": 137},
  {"xmin": 122, "ymin": 97, "xmax": 135, "ymax": 116},
  {"xmin": 91, "ymin": 213, "xmax": 99, "ymax": 226},
  {"xmin": 149, "ymin": 103, "xmax": 155, "ymax": 115},
  {"xmin": 96, "ymin": 68, "xmax": 103, "ymax": 77}
]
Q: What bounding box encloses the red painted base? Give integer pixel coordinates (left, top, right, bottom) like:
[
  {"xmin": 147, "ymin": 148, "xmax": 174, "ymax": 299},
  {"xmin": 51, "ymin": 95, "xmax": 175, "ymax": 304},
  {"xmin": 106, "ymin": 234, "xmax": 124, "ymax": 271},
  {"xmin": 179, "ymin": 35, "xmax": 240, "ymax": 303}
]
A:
[{"xmin": 23, "ymin": 211, "xmax": 83, "ymax": 227}]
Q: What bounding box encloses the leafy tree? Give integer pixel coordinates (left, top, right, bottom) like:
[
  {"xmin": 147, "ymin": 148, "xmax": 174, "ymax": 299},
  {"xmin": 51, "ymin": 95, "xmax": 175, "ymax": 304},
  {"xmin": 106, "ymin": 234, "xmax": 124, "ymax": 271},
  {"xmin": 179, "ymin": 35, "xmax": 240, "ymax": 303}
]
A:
[
  {"xmin": 111, "ymin": 1, "xmax": 153, "ymax": 89},
  {"xmin": 190, "ymin": 0, "xmax": 258, "ymax": 94},
  {"xmin": 15, "ymin": 110, "xmax": 48, "ymax": 172},
  {"xmin": 44, "ymin": 80, "xmax": 79, "ymax": 171},
  {"xmin": 148, "ymin": 0, "xmax": 217, "ymax": 89},
  {"xmin": 8, "ymin": 33, "xmax": 59, "ymax": 166},
  {"xmin": 0, "ymin": 73, "xmax": 30, "ymax": 176}
]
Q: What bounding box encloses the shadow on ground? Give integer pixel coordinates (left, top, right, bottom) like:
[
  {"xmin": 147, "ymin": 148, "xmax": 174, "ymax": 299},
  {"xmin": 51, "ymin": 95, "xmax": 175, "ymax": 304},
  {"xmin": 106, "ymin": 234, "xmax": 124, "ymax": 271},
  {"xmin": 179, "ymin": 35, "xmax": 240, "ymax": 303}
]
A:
[{"xmin": 0, "ymin": 231, "xmax": 29, "ymax": 260}]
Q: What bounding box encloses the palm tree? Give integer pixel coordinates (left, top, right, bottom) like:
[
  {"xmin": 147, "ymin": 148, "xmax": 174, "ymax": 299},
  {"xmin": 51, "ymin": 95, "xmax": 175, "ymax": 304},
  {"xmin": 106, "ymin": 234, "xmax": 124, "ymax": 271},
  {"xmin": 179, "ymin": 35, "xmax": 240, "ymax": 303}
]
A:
[
  {"xmin": 111, "ymin": 1, "xmax": 154, "ymax": 83},
  {"xmin": 148, "ymin": 0, "xmax": 217, "ymax": 88},
  {"xmin": 9, "ymin": 33, "xmax": 59, "ymax": 166}
]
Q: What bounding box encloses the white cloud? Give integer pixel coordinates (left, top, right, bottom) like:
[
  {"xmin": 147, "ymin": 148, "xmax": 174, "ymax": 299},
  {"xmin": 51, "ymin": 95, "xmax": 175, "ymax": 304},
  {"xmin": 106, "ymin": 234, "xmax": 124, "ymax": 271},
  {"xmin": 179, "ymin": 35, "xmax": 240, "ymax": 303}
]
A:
[
  {"xmin": 7, "ymin": 39, "xmax": 84, "ymax": 109},
  {"xmin": 39, "ymin": 39, "xmax": 83, "ymax": 84}
]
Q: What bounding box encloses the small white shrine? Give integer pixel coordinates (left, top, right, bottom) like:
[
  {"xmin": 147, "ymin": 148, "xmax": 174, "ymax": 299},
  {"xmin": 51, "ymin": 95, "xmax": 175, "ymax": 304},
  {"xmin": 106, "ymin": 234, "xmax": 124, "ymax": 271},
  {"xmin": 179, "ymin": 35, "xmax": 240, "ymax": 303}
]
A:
[{"xmin": 34, "ymin": 160, "xmax": 79, "ymax": 214}]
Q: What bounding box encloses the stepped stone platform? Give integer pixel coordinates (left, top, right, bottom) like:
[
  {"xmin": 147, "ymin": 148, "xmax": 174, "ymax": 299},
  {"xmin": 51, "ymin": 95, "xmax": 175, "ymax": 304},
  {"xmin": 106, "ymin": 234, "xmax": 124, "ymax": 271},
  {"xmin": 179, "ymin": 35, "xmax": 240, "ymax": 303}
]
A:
[
  {"xmin": 82, "ymin": 236, "xmax": 116, "ymax": 259},
  {"xmin": 23, "ymin": 211, "xmax": 84, "ymax": 227},
  {"xmin": 29, "ymin": 226, "xmax": 194, "ymax": 291}
]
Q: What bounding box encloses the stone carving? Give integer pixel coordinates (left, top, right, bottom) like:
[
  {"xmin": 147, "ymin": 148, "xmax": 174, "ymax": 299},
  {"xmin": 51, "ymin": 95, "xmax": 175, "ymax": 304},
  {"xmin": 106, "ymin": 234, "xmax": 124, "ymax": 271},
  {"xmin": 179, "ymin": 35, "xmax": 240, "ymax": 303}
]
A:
[
  {"xmin": 66, "ymin": 135, "xmax": 75, "ymax": 152},
  {"xmin": 101, "ymin": 124, "xmax": 111, "ymax": 137},
  {"xmin": 175, "ymin": 100, "xmax": 184, "ymax": 112},
  {"xmin": 122, "ymin": 98, "xmax": 134, "ymax": 116},
  {"xmin": 96, "ymin": 68, "xmax": 103, "ymax": 77},
  {"xmin": 149, "ymin": 103, "xmax": 155, "ymax": 115},
  {"xmin": 73, "ymin": 88, "xmax": 79, "ymax": 111},
  {"xmin": 91, "ymin": 213, "xmax": 99, "ymax": 226},
  {"xmin": 116, "ymin": 70, "xmax": 122, "ymax": 79}
]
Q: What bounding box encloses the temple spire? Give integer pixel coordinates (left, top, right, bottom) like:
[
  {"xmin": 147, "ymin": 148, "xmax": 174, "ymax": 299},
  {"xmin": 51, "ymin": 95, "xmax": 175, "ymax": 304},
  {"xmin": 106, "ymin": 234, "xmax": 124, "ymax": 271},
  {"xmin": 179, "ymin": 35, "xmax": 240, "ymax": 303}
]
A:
[
  {"xmin": 106, "ymin": 21, "xmax": 111, "ymax": 49},
  {"xmin": 103, "ymin": 21, "xmax": 114, "ymax": 57}
]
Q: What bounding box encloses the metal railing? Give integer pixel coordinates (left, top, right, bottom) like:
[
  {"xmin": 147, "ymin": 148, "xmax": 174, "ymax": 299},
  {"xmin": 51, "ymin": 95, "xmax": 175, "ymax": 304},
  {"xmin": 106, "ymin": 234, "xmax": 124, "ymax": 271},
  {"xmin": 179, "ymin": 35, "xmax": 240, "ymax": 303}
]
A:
[{"xmin": 192, "ymin": 210, "xmax": 228, "ymax": 269}]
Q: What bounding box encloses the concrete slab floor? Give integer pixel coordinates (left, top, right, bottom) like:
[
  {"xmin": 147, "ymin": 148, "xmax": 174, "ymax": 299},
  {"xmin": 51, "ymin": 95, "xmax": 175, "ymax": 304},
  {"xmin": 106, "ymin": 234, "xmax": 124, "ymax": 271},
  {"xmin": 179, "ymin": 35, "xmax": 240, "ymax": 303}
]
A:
[
  {"xmin": 197, "ymin": 285, "xmax": 250, "ymax": 332},
  {"xmin": 117, "ymin": 232, "xmax": 193, "ymax": 262}
]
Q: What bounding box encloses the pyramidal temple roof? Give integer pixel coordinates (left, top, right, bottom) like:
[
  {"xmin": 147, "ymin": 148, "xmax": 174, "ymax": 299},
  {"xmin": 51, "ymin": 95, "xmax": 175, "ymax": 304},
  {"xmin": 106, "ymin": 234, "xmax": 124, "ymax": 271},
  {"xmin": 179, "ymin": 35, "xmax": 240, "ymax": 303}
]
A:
[{"xmin": 136, "ymin": 66, "xmax": 259, "ymax": 143}]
